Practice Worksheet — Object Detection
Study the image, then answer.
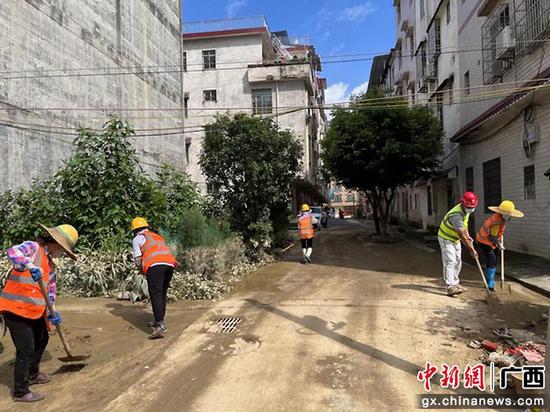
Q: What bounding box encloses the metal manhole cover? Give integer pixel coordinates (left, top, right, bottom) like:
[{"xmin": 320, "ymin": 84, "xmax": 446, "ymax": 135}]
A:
[{"xmin": 206, "ymin": 316, "xmax": 242, "ymax": 334}]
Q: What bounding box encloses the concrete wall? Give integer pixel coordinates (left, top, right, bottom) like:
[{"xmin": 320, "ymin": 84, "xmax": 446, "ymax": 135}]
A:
[
  {"xmin": 460, "ymin": 99, "xmax": 550, "ymax": 258},
  {"xmin": 0, "ymin": 0, "xmax": 186, "ymax": 192}
]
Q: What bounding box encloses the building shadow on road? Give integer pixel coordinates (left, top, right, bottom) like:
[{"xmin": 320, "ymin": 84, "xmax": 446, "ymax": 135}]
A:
[
  {"xmin": 105, "ymin": 302, "xmax": 151, "ymax": 334},
  {"xmin": 246, "ymin": 298, "xmax": 422, "ymax": 376}
]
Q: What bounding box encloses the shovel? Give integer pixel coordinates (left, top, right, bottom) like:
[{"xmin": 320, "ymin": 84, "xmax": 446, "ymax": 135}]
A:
[{"xmin": 37, "ymin": 279, "xmax": 91, "ymax": 363}]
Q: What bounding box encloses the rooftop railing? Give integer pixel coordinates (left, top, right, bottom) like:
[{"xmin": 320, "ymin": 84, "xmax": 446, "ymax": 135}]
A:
[{"xmin": 182, "ymin": 16, "xmax": 268, "ymax": 34}]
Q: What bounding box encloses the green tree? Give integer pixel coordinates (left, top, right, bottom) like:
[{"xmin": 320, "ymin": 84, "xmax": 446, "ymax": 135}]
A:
[
  {"xmin": 0, "ymin": 116, "xmax": 204, "ymax": 250},
  {"xmin": 55, "ymin": 117, "xmax": 162, "ymax": 248},
  {"xmin": 322, "ymin": 97, "xmax": 443, "ymax": 236},
  {"xmin": 200, "ymin": 114, "xmax": 302, "ymax": 254}
]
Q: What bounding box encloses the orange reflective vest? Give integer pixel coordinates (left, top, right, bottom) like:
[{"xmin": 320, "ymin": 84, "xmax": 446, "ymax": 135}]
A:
[
  {"xmin": 0, "ymin": 245, "xmax": 50, "ymax": 319},
  {"xmin": 140, "ymin": 230, "xmax": 176, "ymax": 274},
  {"xmin": 299, "ymin": 214, "xmax": 314, "ymax": 240},
  {"xmin": 476, "ymin": 213, "xmax": 506, "ymax": 249}
]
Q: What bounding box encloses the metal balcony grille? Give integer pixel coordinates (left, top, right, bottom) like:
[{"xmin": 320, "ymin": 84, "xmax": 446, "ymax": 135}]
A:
[
  {"xmin": 427, "ymin": 19, "xmax": 441, "ymax": 62},
  {"xmin": 481, "ymin": 4, "xmax": 514, "ymax": 83},
  {"xmin": 416, "ymin": 41, "xmax": 436, "ymax": 92},
  {"xmin": 513, "ymin": 0, "xmax": 550, "ymax": 55}
]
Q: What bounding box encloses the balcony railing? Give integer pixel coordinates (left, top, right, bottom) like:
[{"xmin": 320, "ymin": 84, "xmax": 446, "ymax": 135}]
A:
[
  {"xmin": 513, "ymin": 0, "xmax": 550, "ymax": 55},
  {"xmin": 416, "ymin": 41, "xmax": 436, "ymax": 92},
  {"xmin": 481, "ymin": 4, "xmax": 514, "ymax": 83},
  {"xmin": 183, "ymin": 16, "xmax": 268, "ymax": 34},
  {"xmin": 427, "ymin": 19, "xmax": 441, "ymax": 62}
]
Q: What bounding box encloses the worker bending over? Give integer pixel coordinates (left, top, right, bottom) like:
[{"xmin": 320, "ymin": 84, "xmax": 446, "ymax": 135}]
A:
[
  {"xmin": 0, "ymin": 224, "xmax": 78, "ymax": 403},
  {"xmin": 131, "ymin": 217, "xmax": 176, "ymax": 339},
  {"xmin": 438, "ymin": 192, "xmax": 479, "ymax": 296},
  {"xmin": 476, "ymin": 200, "xmax": 524, "ymax": 291}
]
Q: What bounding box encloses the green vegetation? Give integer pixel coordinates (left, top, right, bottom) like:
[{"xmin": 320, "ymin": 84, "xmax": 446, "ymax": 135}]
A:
[
  {"xmin": 322, "ymin": 95, "xmax": 443, "ymax": 236},
  {"xmin": 0, "ymin": 116, "xmax": 265, "ymax": 301},
  {"xmin": 200, "ymin": 114, "xmax": 302, "ymax": 257}
]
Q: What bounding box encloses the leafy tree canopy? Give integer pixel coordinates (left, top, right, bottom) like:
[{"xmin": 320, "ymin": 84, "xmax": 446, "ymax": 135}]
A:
[
  {"xmin": 200, "ymin": 114, "xmax": 302, "ymax": 252},
  {"xmin": 322, "ymin": 96, "xmax": 443, "ymax": 235}
]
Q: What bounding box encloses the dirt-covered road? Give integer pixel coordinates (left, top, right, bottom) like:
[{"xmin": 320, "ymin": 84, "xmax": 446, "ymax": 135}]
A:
[{"xmin": 1, "ymin": 220, "xmax": 547, "ymax": 411}]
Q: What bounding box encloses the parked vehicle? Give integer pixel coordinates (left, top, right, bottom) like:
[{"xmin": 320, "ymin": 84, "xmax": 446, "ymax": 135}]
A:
[{"xmin": 310, "ymin": 206, "xmax": 322, "ymax": 228}]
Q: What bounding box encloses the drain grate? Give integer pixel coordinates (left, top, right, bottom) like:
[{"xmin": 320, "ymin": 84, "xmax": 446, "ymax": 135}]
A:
[{"xmin": 215, "ymin": 316, "xmax": 242, "ymax": 334}]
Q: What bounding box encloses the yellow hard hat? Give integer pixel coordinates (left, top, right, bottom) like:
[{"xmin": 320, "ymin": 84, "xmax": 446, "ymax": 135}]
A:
[
  {"xmin": 489, "ymin": 200, "xmax": 524, "ymax": 218},
  {"xmin": 131, "ymin": 217, "xmax": 149, "ymax": 231},
  {"xmin": 301, "ymin": 204, "xmax": 310, "ymax": 212},
  {"xmin": 39, "ymin": 223, "xmax": 79, "ymax": 260}
]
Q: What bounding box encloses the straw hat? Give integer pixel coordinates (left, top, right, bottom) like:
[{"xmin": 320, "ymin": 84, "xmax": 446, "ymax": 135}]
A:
[
  {"xmin": 488, "ymin": 200, "xmax": 524, "ymax": 218},
  {"xmin": 39, "ymin": 224, "xmax": 79, "ymax": 260}
]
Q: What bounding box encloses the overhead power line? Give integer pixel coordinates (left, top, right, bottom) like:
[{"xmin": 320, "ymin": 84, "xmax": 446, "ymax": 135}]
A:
[{"xmin": 1, "ymin": 38, "xmax": 550, "ymax": 81}]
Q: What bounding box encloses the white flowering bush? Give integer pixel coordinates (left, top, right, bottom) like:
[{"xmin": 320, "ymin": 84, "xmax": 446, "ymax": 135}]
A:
[{"xmin": 0, "ymin": 238, "xmax": 271, "ymax": 302}]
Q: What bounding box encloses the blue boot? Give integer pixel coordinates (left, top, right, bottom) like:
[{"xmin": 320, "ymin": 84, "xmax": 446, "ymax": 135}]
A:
[{"xmin": 485, "ymin": 267, "xmax": 496, "ymax": 291}]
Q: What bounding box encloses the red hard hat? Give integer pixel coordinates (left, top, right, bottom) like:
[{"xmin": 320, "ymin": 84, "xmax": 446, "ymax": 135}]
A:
[{"xmin": 461, "ymin": 191, "xmax": 478, "ymax": 208}]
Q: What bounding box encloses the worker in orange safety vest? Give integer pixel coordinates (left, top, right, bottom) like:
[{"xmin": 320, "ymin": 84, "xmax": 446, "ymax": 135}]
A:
[
  {"xmin": 298, "ymin": 204, "xmax": 318, "ymax": 264},
  {"xmin": 476, "ymin": 200, "xmax": 524, "ymax": 291},
  {"xmin": 131, "ymin": 217, "xmax": 176, "ymax": 339},
  {"xmin": 0, "ymin": 224, "xmax": 78, "ymax": 403}
]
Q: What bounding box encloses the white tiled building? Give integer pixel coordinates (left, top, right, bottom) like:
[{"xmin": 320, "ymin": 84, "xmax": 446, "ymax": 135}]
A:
[
  {"xmin": 375, "ymin": 0, "xmax": 550, "ymax": 258},
  {"xmin": 181, "ymin": 17, "xmax": 327, "ymax": 209}
]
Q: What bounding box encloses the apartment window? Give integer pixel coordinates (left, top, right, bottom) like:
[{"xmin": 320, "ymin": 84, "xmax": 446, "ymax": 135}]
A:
[
  {"xmin": 182, "ymin": 51, "xmax": 187, "ymax": 72},
  {"xmin": 414, "ymin": 194, "xmax": 419, "ymax": 209},
  {"xmin": 202, "ymin": 50, "xmax": 216, "ymax": 70},
  {"xmin": 335, "ymin": 195, "xmax": 342, "ymax": 202},
  {"xmin": 464, "ymin": 71, "xmax": 470, "ymax": 94},
  {"xmin": 203, "ymin": 89, "xmax": 217, "ymax": 102},
  {"xmin": 184, "ymin": 92, "xmax": 189, "ymax": 118},
  {"xmin": 420, "ymin": 0, "xmax": 425, "ymax": 19},
  {"xmin": 251, "ymin": 89, "xmax": 273, "ymax": 115},
  {"xmin": 347, "ymin": 194, "xmax": 354, "ymax": 202},
  {"xmin": 499, "ymin": 4, "xmax": 510, "ymax": 29},
  {"xmin": 446, "ymin": 1, "xmax": 451, "ymax": 24},
  {"xmin": 483, "ymin": 158, "xmax": 502, "ymax": 212},
  {"xmin": 524, "ymin": 165, "xmax": 536, "ymax": 199}
]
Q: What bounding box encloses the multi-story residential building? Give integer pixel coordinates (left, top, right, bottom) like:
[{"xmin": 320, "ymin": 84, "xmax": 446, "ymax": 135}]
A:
[
  {"xmin": 181, "ymin": 16, "xmax": 327, "ymax": 210},
  {"xmin": 328, "ymin": 182, "xmax": 367, "ymax": 218},
  {"xmin": 375, "ymin": 0, "xmax": 550, "ymax": 258},
  {"xmin": 453, "ymin": 0, "xmax": 550, "ymax": 258},
  {"xmin": 0, "ymin": 0, "xmax": 186, "ymax": 192}
]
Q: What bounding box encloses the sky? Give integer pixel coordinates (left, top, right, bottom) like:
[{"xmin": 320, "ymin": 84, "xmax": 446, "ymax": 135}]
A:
[{"xmin": 182, "ymin": 0, "xmax": 395, "ymax": 106}]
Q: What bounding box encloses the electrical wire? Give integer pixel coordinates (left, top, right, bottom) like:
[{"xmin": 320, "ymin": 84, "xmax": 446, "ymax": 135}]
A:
[
  {"xmin": 1, "ymin": 80, "xmax": 547, "ymax": 114},
  {"xmin": 1, "ymin": 38, "xmax": 550, "ymax": 78},
  {"xmin": 1, "ymin": 82, "xmax": 547, "ymax": 136}
]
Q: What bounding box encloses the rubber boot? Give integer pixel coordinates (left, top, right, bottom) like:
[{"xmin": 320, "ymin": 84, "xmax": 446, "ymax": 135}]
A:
[{"xmin": 485, "ymin": 267, "xmax": 496, "ymax": 291}]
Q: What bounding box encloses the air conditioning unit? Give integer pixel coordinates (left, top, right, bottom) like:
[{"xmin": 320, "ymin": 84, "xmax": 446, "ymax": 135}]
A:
[{"xmin": 496, "ymin": 26, "xmax": 515, "ymax": 60}]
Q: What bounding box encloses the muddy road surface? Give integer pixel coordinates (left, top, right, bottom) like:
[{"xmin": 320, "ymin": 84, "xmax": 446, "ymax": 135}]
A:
[{"xmin": 1, "ymin": 220, "xmax": 547, "ymax": 411}]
